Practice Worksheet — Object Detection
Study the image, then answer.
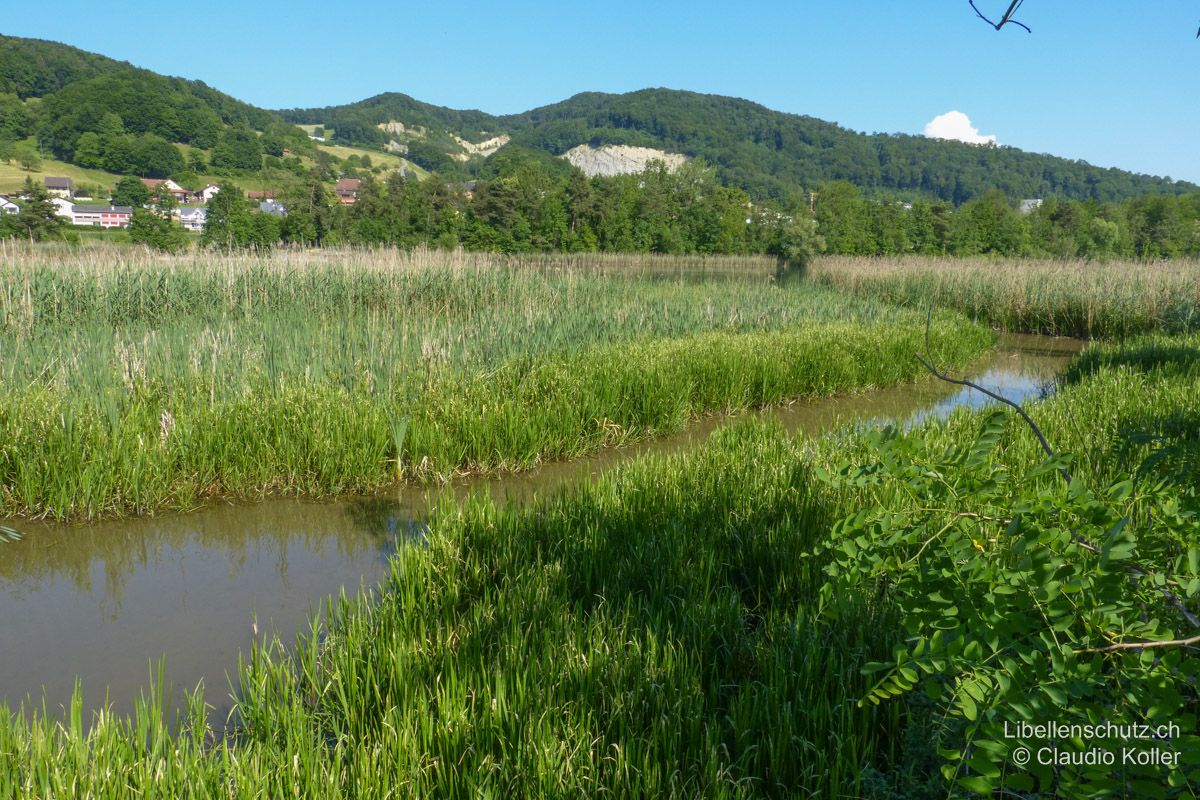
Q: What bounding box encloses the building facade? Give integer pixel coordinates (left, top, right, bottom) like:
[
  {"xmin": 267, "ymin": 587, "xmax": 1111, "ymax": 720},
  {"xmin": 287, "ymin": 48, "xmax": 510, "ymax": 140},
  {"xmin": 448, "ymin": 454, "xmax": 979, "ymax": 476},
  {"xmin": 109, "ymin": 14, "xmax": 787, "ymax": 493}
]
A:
[{"xmin": 69, "ymin": 205, "xmax": 133, "ymax": 228}]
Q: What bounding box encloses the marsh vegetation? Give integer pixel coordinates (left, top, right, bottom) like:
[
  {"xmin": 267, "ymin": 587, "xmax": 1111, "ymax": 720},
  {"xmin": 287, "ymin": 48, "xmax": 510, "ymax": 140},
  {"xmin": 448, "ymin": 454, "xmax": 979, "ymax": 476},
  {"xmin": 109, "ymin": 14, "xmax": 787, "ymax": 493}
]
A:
[{"xmin": 0, "ymin": 251, "xmax": 1197, "ymax": 797}]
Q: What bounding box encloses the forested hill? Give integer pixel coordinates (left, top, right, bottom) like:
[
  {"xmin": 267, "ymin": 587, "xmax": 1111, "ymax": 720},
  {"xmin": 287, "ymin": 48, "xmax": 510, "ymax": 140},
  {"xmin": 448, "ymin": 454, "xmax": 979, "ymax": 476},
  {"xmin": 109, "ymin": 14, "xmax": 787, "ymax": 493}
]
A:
[
  {"xmin": 283, "ymin": 88, "xmax": 1196, "ymax": 205},
  {"xmin": 2, "ymin": 34, "xmax": 1194, "ymax": 204},
  {"xmin": 0, "ymin": 35, "xmax": 299, "ymax": 174}
]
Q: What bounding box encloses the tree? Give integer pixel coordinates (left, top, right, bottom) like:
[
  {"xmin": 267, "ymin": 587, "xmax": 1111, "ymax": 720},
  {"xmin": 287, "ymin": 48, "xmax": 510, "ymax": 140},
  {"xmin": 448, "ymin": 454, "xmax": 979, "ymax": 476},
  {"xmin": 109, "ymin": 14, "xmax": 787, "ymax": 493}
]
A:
[
  {"xmin": 129, "ymin": 134, "xmax": 184, "ymax": 178},
  {"xmin": 280, "ymin": 180, "xmax": 336, "ymax": 246},
  {"xmin": 0, "ymin": 93, "xmax": 34, "ymax": 141},
  {"xmin": 186, "ymin": 149, "xmax": 208, "ymax": 173},
  {"xmin": 110, "ymin": 176, "xmax": 151, "ymax": 208},
  {"xmin": 769, "ymin": 215, "xmax": 823, "ymax": 276},
  {"xmin": 210, "ymin": 128, "xmax": 262, "ymax": 172},
  {"xmin": 128, "ymin": 207, "xmax": 187, "ymax": 252},
  {"xmin": 4, "ymin": 176, "xmax": 65, "ymax": 240},
  {"xmin": 17, "ymin": 147, "xmax": 40, "ymax": 172},
  {"xmin": 200, "ymin": 182, "xmax": 255, "ymax": 249},
  {"xmin": 72, "ymin": 131, "xmax": 104, "ymax": 168}
]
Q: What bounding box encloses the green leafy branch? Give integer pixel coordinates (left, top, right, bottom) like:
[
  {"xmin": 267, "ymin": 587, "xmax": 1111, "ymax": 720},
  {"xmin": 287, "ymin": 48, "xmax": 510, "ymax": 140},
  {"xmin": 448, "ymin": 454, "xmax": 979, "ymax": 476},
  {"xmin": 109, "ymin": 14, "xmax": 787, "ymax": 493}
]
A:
[{"xmin": 810, "ymin": 320, "xmax": 1200, "ymax": 795}]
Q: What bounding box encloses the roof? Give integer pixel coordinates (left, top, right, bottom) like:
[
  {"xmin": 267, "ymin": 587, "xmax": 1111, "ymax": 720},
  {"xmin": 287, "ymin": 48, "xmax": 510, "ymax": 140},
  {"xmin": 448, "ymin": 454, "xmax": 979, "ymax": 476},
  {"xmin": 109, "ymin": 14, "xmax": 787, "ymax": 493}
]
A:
[
  {"xmin": 247, "ymin": 191, "xmax": 276, "ymax": 199},
  {"xmin": 259, "ymin": 200, "xmax": 286, "ymax": 216},
  {"xmin": 72, "ymin": 205, "xmax": 133, "ymax": 214},
  {"xmin": 335, "ymin": 179, "xmax": 361, "ymax": 192},
  {"xmin": 142, "ymin": 178, "xmax": 165, "ymax": 188},
  {"xmin": 179, "ymin": 207, "xmax": 206, "ymax": 218},
  {"xmin": 45, "ymin": 177, "xmax": 73, "ymax": 189}
]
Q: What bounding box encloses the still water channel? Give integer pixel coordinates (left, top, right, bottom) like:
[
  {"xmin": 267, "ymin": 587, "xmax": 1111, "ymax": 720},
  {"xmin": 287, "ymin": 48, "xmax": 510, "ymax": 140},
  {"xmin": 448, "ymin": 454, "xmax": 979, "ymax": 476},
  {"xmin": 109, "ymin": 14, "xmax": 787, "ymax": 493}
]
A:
[{"xmin": 0, "ymin": 334, "xmax": 1084, "ymax": 724}]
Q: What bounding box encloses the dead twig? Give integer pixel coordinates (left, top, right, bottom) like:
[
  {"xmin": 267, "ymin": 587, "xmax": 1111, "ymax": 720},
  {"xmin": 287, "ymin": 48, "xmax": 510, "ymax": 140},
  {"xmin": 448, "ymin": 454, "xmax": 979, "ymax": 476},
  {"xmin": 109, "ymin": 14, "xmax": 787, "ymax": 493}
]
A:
[
  {"xmin": 916, "ymin": 306, "xmax": 1200, "ymax": 633},
  {"xmin": 916, "ymin": 307, "xmax": 1071, "ymax": 483},
  {"xmin": 970, "ymin": 0, "xmax": 1032, "ymax": 33},
  {"xmin": 1077, "ymin": 633, "xmax": 1200, "ymax": 655}
]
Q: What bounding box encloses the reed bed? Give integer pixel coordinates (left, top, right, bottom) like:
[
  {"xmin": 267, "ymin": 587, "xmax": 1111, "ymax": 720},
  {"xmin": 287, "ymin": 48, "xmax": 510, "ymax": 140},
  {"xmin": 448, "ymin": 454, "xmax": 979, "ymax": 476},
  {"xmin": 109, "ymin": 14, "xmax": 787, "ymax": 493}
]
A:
[
  {"xmin": 3, "ymin": 333, "xmax": 1194, "ymax": 797},
  {"xmin": 0, "ymin": 247, "xmax": 989, "ymax": 520},
  {"xmin": 808, "ymin": 255, "xmax": 1200, "ymax": 338}
]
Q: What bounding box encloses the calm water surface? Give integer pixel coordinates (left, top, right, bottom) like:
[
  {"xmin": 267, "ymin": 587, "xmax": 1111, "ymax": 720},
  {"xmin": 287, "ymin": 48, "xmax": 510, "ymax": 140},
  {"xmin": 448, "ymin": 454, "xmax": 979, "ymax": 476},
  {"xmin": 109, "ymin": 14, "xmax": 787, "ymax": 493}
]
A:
[{"xmin": 0, "ymin": 334, "xmax": 1083, "ymax": 723}]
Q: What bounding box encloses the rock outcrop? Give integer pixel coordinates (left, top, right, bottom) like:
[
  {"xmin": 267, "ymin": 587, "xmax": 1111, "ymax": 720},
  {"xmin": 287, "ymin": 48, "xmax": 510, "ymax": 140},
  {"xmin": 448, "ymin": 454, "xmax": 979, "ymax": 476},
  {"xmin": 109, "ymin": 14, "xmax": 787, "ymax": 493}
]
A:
[{"xmin": 562, "ymin": 144, "xmax": 687, "ymax": 177}]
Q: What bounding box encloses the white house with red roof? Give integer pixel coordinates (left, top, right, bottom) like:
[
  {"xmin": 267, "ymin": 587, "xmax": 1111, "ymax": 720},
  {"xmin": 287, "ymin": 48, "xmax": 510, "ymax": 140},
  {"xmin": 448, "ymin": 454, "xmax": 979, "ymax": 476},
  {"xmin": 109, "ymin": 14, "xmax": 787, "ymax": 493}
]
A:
[{"xmin": 141, "ymin": 178, "xmax": 190, "ymax": 203}]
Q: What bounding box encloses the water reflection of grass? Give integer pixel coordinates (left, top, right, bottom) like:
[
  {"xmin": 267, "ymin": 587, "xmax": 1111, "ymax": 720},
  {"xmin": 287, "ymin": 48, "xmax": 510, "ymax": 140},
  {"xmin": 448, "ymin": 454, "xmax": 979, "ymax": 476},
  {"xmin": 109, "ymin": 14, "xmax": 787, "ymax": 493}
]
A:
[{"xmin": 0, "ymin": 501, "xmax": 389, "ymax": 601}]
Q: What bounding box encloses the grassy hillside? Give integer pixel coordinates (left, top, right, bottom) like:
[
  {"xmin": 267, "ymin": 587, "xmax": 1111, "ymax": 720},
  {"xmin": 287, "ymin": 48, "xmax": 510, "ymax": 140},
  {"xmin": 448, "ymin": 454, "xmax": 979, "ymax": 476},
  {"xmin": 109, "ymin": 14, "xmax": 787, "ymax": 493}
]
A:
[
  {"xmin": 315, "ymin": 143, "xmax": 428, "ymax": 179},
  {"xmin": 285, "ymin": 88, "xmax": 1198, "ymax": 205},
  {"xmin": 0, "ymin": 158, "xmax": 122, "ymax": 196}
]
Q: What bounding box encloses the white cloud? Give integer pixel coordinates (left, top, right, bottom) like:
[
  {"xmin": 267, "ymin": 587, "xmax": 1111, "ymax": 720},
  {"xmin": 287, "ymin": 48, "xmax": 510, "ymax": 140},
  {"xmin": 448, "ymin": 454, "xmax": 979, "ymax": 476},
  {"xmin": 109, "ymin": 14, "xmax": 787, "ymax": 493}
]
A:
[{"xmin": 923, "ymin": 111, "xmax": 997, "ymax": 146}]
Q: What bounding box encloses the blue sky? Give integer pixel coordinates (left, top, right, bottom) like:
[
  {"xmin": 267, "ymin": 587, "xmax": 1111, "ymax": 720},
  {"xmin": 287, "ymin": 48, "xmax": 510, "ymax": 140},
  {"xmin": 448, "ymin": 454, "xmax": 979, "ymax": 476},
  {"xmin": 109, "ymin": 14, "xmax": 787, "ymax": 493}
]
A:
[{"xmin": 4, "ymin": 1, "xmax": 1198, "ymax": 182}]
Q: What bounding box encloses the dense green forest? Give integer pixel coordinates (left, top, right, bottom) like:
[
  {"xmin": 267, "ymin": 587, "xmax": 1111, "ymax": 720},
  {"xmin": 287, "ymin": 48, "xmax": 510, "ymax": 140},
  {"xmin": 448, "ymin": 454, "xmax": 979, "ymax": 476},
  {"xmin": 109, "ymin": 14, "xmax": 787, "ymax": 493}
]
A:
[
  {"xmin": 0, "ymin": 35, "xmax": 309, "ymax": 177},
  {"xmin": 282, "ymin": 89, "xmax": 1197, "ymax": 205}
]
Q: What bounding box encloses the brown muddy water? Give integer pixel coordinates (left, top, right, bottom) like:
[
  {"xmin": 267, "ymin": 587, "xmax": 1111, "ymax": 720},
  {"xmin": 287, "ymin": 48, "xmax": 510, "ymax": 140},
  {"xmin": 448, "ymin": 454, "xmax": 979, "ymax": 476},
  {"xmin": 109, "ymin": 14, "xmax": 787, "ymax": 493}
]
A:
[{"xmin": 0, "ymin": 334, "xmax": 1083, "ymax": 725}]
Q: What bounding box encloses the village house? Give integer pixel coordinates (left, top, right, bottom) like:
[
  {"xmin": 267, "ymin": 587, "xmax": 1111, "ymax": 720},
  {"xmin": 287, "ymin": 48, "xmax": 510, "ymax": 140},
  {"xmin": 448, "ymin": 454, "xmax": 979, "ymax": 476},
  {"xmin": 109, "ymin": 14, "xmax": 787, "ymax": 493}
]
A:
[
  {"xmin": 0, "ymin": 195, "xmax": 18, "ymax": 215},
  {"xmin": 44, "ymin": 177, "xmax": 74, "ymax": 199},
  {"xmin": 259, "ymin": 200, "xmax": 286, "ymax": 216},
  {"xmin": 198, "ymin": 185, "xmax": 221, "ymax": 204},
  {"xmin": 179, "ymin": 207, "xmax": 207, "ymax": 231},
  {"xmin": 247, "ymin": 190, "xmax": 276, "ymax": 202},
  {"xmin": 335, "ymin": 178, "xmax": 361, "ymax": 205},
  {"xmin": 141, "ymin": 178, "xmax": 190, "ymax": 203},
  {"xmin": 68, "ymin": 204, "xmax": 133, "ymax": 228},
  {"xmin": 50, "ymin": 197, "xmax": 75, "ymax": 219}
]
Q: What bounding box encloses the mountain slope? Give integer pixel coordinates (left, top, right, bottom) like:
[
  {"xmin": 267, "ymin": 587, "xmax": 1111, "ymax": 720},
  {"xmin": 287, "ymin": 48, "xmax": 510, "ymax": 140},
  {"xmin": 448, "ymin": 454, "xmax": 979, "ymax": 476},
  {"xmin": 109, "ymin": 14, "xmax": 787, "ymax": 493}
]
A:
[
  {"xmin": 0, "ymin": 35, "xmax": 301, "ymax": 175},
  {"xmin": 0, "ymin": 35, "xmax": 279, "ymax": 129},
  {"xmin": 284, "ymin": 88, "xmax": 1196, "ymax": 204}
]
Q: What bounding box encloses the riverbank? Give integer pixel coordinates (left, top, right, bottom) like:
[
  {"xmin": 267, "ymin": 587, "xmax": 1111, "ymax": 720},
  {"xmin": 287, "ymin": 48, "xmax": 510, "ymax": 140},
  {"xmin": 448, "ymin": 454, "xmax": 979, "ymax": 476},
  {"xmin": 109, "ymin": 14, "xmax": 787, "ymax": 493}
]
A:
[{"xmin": 2, "ymin": 331, "xmax": 1194, "ymax": 797}]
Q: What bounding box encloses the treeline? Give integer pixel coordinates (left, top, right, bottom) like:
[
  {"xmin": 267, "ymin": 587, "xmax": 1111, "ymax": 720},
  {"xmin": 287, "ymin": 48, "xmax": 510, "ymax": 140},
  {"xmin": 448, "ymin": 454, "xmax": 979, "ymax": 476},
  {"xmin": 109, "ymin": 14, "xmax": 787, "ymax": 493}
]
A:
[
  {"xmin": 202, "ymin": 155, "xmax": 815, "ymax": 260},
  {"xmin": 196, "ymin": 155, "xmax": 1200, "ymax": 261},
  {"xmin": 198, "ymin": 165, "xmax": 1200, "ymax": 262},
  {"xmin": 814, "ymin": 182, "xmax": 1200, "ymax": 259}
]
